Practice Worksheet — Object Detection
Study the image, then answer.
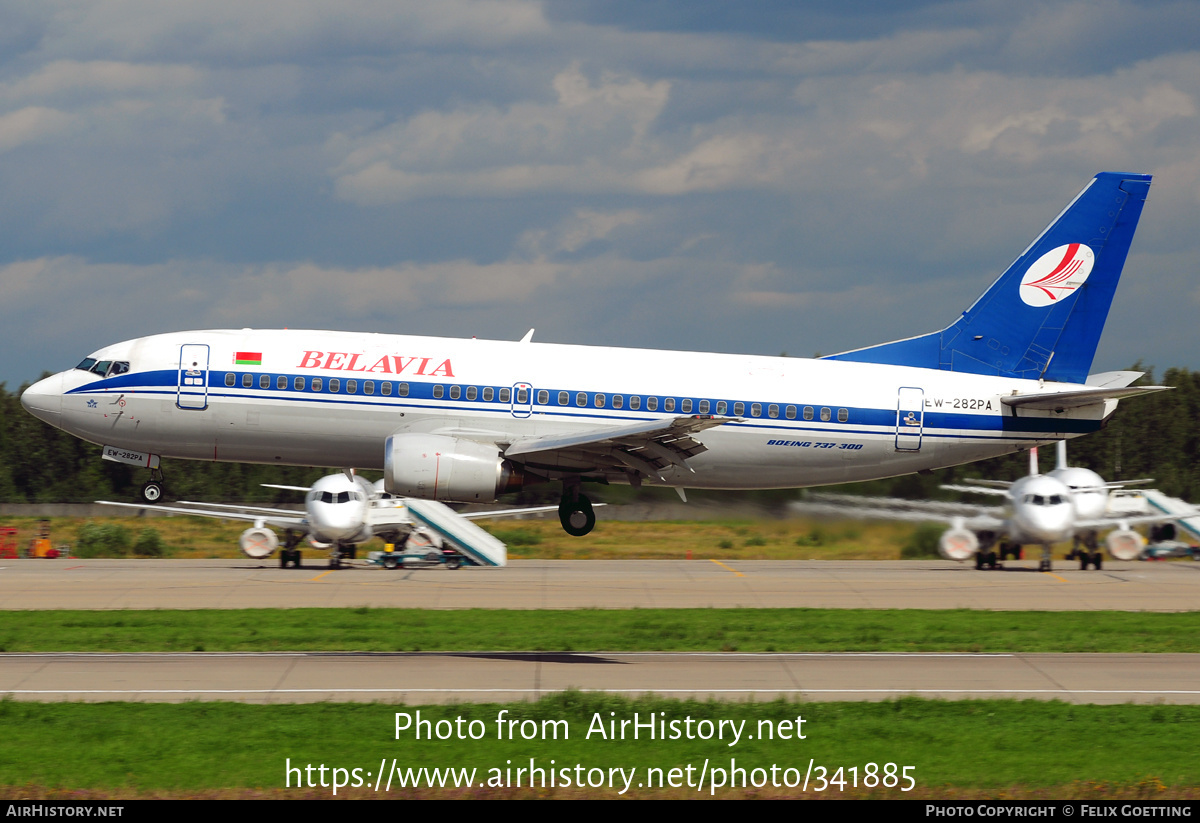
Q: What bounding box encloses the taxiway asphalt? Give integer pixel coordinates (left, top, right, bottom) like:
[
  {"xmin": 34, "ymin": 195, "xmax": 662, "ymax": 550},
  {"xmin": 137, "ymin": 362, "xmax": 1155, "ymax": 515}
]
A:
[
  {"xmin": 1, "ymin": 557, "xmax": 1197, "ymax": 610},
  {"xmin": 2, "ymin": 651, "xmax": 1197, "ymax": 704}
]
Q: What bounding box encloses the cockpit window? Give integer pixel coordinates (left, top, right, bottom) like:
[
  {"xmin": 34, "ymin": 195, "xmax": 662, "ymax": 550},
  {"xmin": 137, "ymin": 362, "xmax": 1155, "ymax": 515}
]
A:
[{"xmin": 76, "ymin": 359, "xmax": 130, "ymax": 378}]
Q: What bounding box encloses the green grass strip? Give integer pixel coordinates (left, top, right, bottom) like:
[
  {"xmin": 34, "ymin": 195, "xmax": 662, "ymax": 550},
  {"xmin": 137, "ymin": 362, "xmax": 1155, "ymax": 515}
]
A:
[
  {"xmin": 0, "ymin": 695, "xmax": 1197, "ymax": 795},
  {"xmin": 2, "ymin": 608, "xmax": 1200, "ymax": 653}
]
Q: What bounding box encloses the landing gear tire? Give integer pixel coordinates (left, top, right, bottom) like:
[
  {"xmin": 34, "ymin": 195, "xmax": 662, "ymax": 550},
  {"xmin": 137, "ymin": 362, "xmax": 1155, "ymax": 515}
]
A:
[
  {"xmin": 141, "ymin": 482, "xmax": 163, "ymax": 503},
  {"xmin": 987, "ymin": 550, "xmax": 999, "ymax": 570},
  {"xmin": 1091, "ymin": 551, "xmax": 1103, "ymax": 571},
  {"xmin": 975, "ymin": 552, "xmax": 985, "ymax": 570},
  {"xmin": 280, "ymin": 548, "xmax": 301, "ymax": 568},
  {"xmin": 1079, "ymin": 553, "xmax": 1089, "ymax": 571},
  {"xmin": 1038, "ymin": 560, "xmax": 1052, "ymax": 572},
  {"xmin": 559, "ymin": 493, "xmax": 596, "ymax": 537},
  {"xmin": 382, "ymin": 555, "xmax": 400, "ymax": 570},
  {"xmin": 445, "ymin": 555, "xmax": 462, "ymax": 570}
]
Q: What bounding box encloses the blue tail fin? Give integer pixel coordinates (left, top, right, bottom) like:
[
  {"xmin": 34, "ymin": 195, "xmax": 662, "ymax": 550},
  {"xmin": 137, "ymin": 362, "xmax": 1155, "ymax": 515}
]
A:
[{"xmin": 825, "ymin": 172, "xmax": 1152, "ymax": 383}]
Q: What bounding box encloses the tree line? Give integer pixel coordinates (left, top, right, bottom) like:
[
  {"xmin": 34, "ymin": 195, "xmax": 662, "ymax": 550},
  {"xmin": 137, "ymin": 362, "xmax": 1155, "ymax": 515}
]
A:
[{"xmin": 2, "ymin": 367, "xmax": 1197, "ymax": 504}]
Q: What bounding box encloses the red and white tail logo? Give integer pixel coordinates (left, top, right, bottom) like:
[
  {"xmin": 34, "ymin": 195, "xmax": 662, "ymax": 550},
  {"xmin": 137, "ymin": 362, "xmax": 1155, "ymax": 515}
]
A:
[{"xmin": 1020, "ymin": 243, "xmax": 1094, "ymax": 307}]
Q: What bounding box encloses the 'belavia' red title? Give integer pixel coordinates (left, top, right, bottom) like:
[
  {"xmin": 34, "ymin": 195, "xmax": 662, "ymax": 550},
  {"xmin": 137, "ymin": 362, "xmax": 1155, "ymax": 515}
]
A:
[{"xmin": 298, "ymin": 351, "xmax": 454, "ymax": 377}]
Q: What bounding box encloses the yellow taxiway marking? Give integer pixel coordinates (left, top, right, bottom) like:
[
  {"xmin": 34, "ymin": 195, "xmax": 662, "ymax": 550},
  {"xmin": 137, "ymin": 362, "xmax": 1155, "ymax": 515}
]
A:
[
  {"xmin": 310, "ymin": 571, "xmax": 334, "ymax": 582},
  {"xmin": 709, "ymin": 559, "xmax": 745, "ymax": 577},
  {"xmin": 1041, "ymin": 571, "xmax": 1071, "ymax": 583}
]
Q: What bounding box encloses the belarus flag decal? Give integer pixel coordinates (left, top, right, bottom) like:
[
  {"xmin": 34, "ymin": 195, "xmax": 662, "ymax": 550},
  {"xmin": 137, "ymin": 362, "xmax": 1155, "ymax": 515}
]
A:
[{"xmin": 234, "ymin": 352, "xmax": 262, "ymax": 366}]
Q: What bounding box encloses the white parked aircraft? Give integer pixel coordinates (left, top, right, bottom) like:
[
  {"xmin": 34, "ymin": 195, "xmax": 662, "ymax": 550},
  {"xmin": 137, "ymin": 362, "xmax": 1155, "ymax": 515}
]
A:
[
  {"xmin": 98, "ymin": 470, "xmax": 561, "ymax": 568},
  {"xmin": 21, "ymin": 172, "xmax": 1168, "ymax": 538},
  {"xmin": 795, "ymin": 445, "xmax": 1181, "ymax": 571}
]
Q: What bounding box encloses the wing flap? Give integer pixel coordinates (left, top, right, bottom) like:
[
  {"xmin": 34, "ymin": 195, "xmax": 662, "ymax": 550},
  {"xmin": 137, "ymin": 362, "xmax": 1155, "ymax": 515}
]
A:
[{"xmin": 505, "ymin": 415, "xmax": 737, "ymax": 479}]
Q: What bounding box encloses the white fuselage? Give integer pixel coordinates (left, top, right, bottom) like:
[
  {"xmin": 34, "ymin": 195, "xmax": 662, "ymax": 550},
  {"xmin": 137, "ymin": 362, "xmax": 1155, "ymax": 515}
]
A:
[{"xmin": 21, "ymin": 329, "xmax": 1114, "ymax": 492}]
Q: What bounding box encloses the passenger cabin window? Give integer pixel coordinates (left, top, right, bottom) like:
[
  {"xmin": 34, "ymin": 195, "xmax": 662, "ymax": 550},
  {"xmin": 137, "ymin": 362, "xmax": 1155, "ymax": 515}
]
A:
[
  {"xmin": 577, "ymin": 392, "xmax": 587, "ymax": 407},
  {"xmin": 751, "ymin": 403, "xmax": 762, "ymax": 417},
  {"xmin": 240, "ymin": 373, "xmax": 251, "ymax": 388},
  {"xmin": 837, "ymin": 408, "xmax": 848, "ymax": 422},
  {"xmin": 277, "ymin": 376, "xmax": 287, "ymax": 390},
  {"xmin": 664, "ymin": 398, "xmax": 675, "ymax": 412},
  {"xmin": 716, "ymin": 401, "xmax": 727, "ymax": 415},
  {"xmin": 681, "ymin": 399, "xmax": 692, "ymax": 413},
  {"xmin": 260, "ymin": 374, "xmax": 270, "ymax": 389},
  {"xmin": 450, "ymin": 385, "xmax": 461, "ymax": 400},
  {"xmin": 294, "ymin": 377, "xmax": 304, "ymax": 391},
  {"xmin": 329, "ymin": 378, "xmax": 340, "ymax": 393},
  {"xmin": 734, "ymin": 402, "xmax": 744, "ymax": 416},
  {"xmin": 226, "ymin": 374, "xmax": 236, "ymax": 387},
  {"xmin": 398, "ymin": 382, "xmax": 409, "ymax": 397},
  {"xmin": 482, "ymin": 386, "xmax": 492, "ymax": 401},
  {"xmin": 698, "ymin": 400, "xmax": 709, "ymax": 414},
  {"xmin": 612, "ymin": 395, "xmax": 623, "ymax": 409},
  {"xmin": 346, "ymin": 379, "xmax": 357, "ymax": 394},
  {"xmin": 379, "ymin": 381, "xmax": 389, "ymax": 395},
  {"xmin": 786, "ymin": 405, "xmax": 796, "ymax": 419},
  {"xmin": 517, "ymin": 388, "xmax": 529, "ymax": 404},
  {"xmin": 820, "ymin": 407, "xmax": 831, "ymax": 421},
  {"xmin": 594, "ymin": 394, "xmax": 605, "ymax": 408},
  {"xmin": 312, "ymin": 378, "xmax": 323, "ymax": 392},
  {"xmin": 803, "ymin": 406, "xmax": 813, "ymax": 420},
  {"xmin": 558, "ymin": 391, "xmax": 569, "ymax": 405},
  {"xmin": 537, "ymin": 390, "xmax": 549, "ymax": 405},
  {"xmin": 630, "ymin": 396, "xmax": 641, "ymax": 410},
  {"xmin": 647, "ymin": 397, "xmax": 658, "ymax": 411},
  {"xmin": 500, "ymin": 388, "xmax": 511, "ymax": 402},
  {"xmin": 768, "ymin": 404, "xmax": 779, "ymax": 419},
  {"xmin": 364, "ymin": 381, "xmax": 374, "ymax": 395},
  {"xmin": 467, "ymin": 386, "xmax": 478, "ymax": 401},
  {"xmin": 433, "ymin": 385, "xmax": 444, "ymax": 399}
]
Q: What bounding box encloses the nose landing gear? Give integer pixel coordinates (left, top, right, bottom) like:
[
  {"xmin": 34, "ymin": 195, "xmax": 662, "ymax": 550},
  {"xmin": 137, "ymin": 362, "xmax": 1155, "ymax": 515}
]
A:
[{"xmin": 140, "ymin": 468, "xmax": 167, "ymax": 503}]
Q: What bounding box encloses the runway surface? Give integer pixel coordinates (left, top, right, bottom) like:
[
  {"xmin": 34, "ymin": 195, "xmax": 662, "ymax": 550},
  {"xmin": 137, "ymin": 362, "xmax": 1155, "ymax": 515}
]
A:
[
  {"xmin": 2, "ymin": 557, "xmax": 1198, "ymax": 611},
  {"xmin": 3, "ymin": 651, "xmax": 1197, "ymax": 704}
]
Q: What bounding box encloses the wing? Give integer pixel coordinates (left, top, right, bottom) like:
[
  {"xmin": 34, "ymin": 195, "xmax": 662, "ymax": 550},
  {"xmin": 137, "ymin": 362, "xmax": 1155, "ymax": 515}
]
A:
[
  {"xmin": 96, "ymin": 500, "xmax": 310, "ymax": 532},
  {"xmin": 503, "ymin": 415, "xmax": 737, "ymax": 481},
  {"xmin": 791, "ymin": 494, "xmax": 1006, "ymax": 530},
  {"xmin": 940, "ymin": 484, "xmax": 1012, "ymax": 497}
]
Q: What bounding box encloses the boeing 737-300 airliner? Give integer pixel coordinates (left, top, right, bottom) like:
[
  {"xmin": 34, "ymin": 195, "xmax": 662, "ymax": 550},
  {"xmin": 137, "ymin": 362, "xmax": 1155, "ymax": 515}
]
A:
[{"xmin": 21, "ymin": 172, "xmax": 1167, "ymax": 539}]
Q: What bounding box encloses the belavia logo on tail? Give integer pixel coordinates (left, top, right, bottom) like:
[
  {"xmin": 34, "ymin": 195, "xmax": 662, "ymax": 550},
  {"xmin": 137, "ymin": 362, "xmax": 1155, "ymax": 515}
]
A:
[{"xmin": 1019, "ymin": 243, "xmax": 1094, "ymax": 307}]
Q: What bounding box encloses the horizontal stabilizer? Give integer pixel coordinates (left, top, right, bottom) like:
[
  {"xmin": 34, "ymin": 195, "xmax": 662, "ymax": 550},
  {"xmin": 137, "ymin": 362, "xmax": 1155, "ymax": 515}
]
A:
[{"xmin": 1000, "ymin": 385, "xmax": 1170, "ymax": 411}]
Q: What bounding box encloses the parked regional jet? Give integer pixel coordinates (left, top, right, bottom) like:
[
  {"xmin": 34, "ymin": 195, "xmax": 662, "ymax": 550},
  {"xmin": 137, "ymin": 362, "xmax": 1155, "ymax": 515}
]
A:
[
  {"xmin": 795, "ymin": 445, "xmax": 1185, "ymax": 571},
  {"xmin": 21, "ymin": 172, "xmax": 1167, "ymax": 538},
  {"xmin": 98, "ymin": 470, "xmax": 562, "ymax": 568}
]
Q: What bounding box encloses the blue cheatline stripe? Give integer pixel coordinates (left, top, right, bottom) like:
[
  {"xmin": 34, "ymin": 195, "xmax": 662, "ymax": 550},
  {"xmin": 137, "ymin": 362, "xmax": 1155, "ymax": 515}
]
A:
[{"xmin": 64, "ymin": 368, "xmax": 1104, "ymax": 439}]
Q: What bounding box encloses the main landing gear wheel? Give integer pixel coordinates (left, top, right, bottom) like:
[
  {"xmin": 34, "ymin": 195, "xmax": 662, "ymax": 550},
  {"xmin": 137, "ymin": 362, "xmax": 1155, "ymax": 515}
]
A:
[
  {"xmin": 382, "ymin": 555, "xmax": 400, "ymax": 570},
  {"xmin": 140, "ymin": 481, "xmax": 163, "ymax": 503},
  {"xmin": 559, "ymin": 493, "xmax": 596, "ymax": 537},
  {"xmin": 444, "ymin": 555, "xmax": 462, "ymax": 570},
  {"xmin": 280, "ymin": 548, "xmax": 302, "ymax": 568}
]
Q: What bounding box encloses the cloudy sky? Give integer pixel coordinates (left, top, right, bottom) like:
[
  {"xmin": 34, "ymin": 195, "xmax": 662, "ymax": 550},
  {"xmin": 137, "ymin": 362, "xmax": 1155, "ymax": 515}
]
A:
[{"xmin": 2, "ymin": 0, "xmax": 1198, "ymax": 388}]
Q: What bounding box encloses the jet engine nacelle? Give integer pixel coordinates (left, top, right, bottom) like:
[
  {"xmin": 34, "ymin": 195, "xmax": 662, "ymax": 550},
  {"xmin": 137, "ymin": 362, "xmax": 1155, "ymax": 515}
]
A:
[
  {"xmin": 384, "ymin": 433, "xmax": 526, "ymax": 502},
  {"xmin": 1105, "ymin": 528, "xmax": 1145, "ymax": 561},
  {"xmin": 939, "ymin": 527, "xmax": 979, "ymax": 561},
  {"xmin": 239, "ymin": 526, "xmax": 278, "ymax": 559}
]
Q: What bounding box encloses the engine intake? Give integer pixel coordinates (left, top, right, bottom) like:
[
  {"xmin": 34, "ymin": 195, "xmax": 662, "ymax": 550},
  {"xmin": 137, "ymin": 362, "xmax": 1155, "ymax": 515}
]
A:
[
  {"xmin": 385, "ymin": 433, "xmax": 526, "ymax": 502},
  {"xmin": 1105, "ymin": 528, "xmax": 1144, "ymax": 561},
  {"xmin": 239, "ymin": 526, "xmax": 278, "ymax": 559},
  {"xmin": 939, "ymin": 527, "xmax": 979, "ymax": 561}
]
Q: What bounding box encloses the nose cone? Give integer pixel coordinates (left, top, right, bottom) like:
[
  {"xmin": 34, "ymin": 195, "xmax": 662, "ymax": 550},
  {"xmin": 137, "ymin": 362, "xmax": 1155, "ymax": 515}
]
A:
[{"xmin": 21, "ymin": 373, "xmax": 64, "ymax": 428}]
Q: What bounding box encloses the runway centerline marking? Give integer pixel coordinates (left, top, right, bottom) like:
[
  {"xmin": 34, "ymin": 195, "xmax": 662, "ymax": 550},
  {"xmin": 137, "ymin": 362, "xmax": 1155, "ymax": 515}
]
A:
[{"xmin": 709, "ymin": 559, "xmax": 744, "ymax": 577}]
